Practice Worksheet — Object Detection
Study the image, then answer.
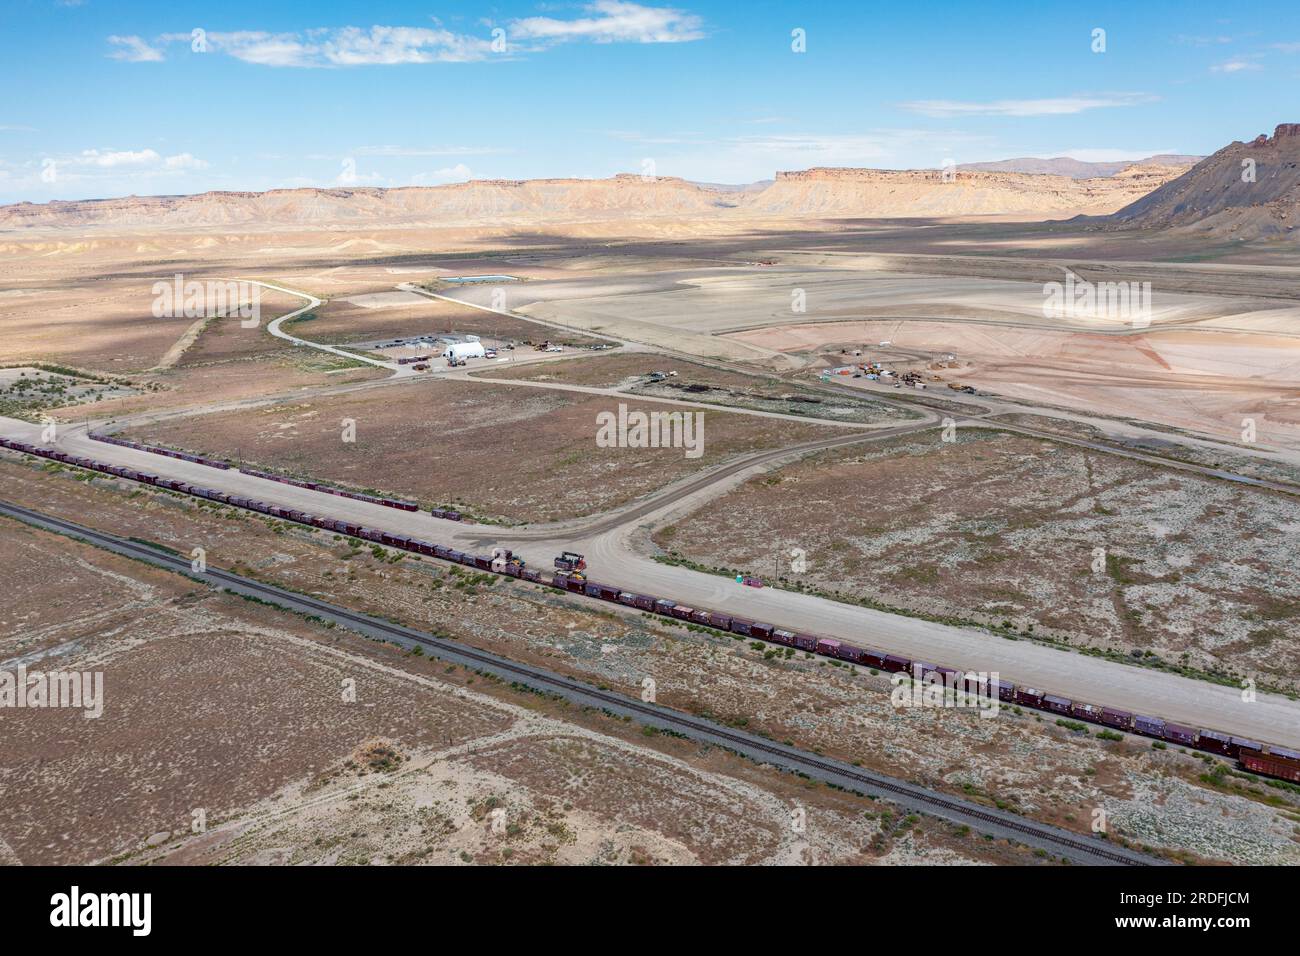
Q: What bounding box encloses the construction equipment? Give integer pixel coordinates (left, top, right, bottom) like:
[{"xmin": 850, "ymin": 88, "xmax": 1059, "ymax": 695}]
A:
[{"xmin": 554, "ymin": 551, "xmax": 587, "ymax": 573}]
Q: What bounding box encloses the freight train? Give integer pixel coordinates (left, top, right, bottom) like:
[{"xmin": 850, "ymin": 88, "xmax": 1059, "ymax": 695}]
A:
[
  {"xmin": 89, "ymin": 433, "xmax": 420, "ymax": 513},
  {"xmin": 5, "ymin": 433, "xmax": 1299, "ymax": 784}
]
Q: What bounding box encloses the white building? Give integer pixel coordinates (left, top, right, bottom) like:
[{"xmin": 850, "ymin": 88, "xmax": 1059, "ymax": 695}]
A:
[{"xmin": 443, "ymin": 341, "xmax": 486, "ymax": 361}]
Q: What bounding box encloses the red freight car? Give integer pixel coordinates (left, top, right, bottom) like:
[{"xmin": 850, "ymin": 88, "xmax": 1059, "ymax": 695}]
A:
[{"xmin": 1241, "ymin": 752, "xmax": 1300, "ymax": 783}]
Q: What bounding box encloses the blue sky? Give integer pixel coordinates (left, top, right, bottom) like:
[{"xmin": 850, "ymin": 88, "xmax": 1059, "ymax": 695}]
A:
[{"xmin": 1, "ymin": 0, "xmax": 1298, "ymax": 202}]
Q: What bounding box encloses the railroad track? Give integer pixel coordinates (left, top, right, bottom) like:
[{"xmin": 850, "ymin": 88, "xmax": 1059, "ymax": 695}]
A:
[{"xmin": 0, "ymin": 498, "xmax": 1159, "ymax": 867}]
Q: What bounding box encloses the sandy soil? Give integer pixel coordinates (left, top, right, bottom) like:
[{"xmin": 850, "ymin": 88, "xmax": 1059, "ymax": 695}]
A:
[
  {"xmin": 651, "ymin": 428, "xmax": 1300, "ymax": 692},
  {"xmin": 115, "ymin": 378, "xmax": 838, "ymax": 523}
]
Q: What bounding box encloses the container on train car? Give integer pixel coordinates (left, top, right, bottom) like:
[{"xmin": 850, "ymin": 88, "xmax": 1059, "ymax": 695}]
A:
[
  {"xmin": 618, "ymin": 592, "xmax": 638, "ymax": 606},
  {"xmin": 706, "ymin": 611, "xmax": 731, "ymax": 630},
  {"xmin": 671, "ymin": 605, "xmax": 694, "ymax": 620},
  {"xmin": 1043, "ymin": 694, "xmax": 1073, "ymax": 715},
  {"xmin": 1197, "ymin": 730, "xmax": 1232, "ymax": 756},
  {"xmin": 1070, "ymin": 702, "xmax": 1101, "ymax": 721},
  {"xmin": 1164, "ymin": 724, "xmax": 1196, "ymax": 746},
  {"xmin": 690, "ymin": 609, "xmax": 712, "ymax": 625},
  {"xmin": 862, "ymin": 650, "xmax": 888, "ymax": 669},
  {"xmin": 771, "ymin": 629, "xmax": 796, "ymax": 647},
  {"xmin": 522, "ymin": 569, "xmax": 541, "ymax": 582},
  {"xmin": 793, "ymin": 633, "xmax": 817, "ymax": 652},
  {"xmin": 1015, "ymin": 686, "xmax": 1044, "ymax": 707},
  {"xmin": 995, "ymin": 680, "xmax": 1016, "ymax": 702},
  {"xmin": 835, "ymin": 644, "xmax": 863, "ymax": 664},
  {"xmin": 654, "ymin": 599, "xmax": 676, "ymax": 615},
  {"xmin": 729, "ymin": 618, "xmax": 754, "ymax": 637},
  {"xmin": 881, "ymin": 654, "xmax": 910, "ymax": 673},
  {"xmin": 1231, "ymin": 737, "xmax": 1263, "ymax": 758},
  {"xmin": 635, "ymin": 595, "xmax": 657, "ymax": 611},
  {"xmin": 815, "ymin": 638, "xmax": 842, "ymax": 657},
  {"xmin": 750, "ymin": 622, "xmax": 774, "ymax": 640},
  {"xmin": 1099, "ymin": 708, "xmax": 1131, "ymax": 730},
  {"xmin": 1134, "ymin": 716, "xmax": 1165, "ymax": 738}
]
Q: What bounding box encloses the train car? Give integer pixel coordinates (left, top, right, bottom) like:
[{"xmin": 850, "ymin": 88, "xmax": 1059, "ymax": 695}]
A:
[
  {"xmin": 1164, "ymin": 724, "xmax": 1196, "ymax": 746},
  {"xmin": 1099, "ymin": 708, "xmax": 1132, "ymax": 730},
  {"xmin": 670, "ymin": 604, "xmax": 694, "ymax": 620},
  {"xmin": 1197, "ymin": 730, "xmax": 1233, "ymax": 756},
  {"xmin": 445, "ymin": 511, "xmax": 462, "ymax": 521},
  {"xmin": 1014, "ymin": 686, "xmax": 1044, "ymax": 708},
  {"xmin": 1134, "ymin": 716, "xmax": 1165, "ymax": 739},
  {"xmin": 815, "ymin": 638, "xmax": 842, "ymax": 658},
  {"xmin": 430, "ymin": 508, "xmax": 446, "ymax": 519},
  {"xmin": 618, "ymin": 592, "xmax": 638, "ymax": 606},
  {"xmin": 586, "ymin": 582, "xmax": 620, "ymax": 601},
  {"xmin": 862, "ymin": 650, "xmax": 888, "ymax": 670},
  {"xmin": 793, "ymin": 633, "xmax": 817, "ymax": 652},
  {"xmin": 706, "ymin": 611, "xmax": 731, "ymax": 630},
  {"xmin": 750, "ymin": 623, "xmax": 775, "ymax": 640},
  {"xmin": 771, "ymin": 628, "xmax": 796, "ymax": 647},
  {"xmin": 912, "ymin": 661, "xmax": 938, "ymax": 680},
  {"xmin": 1070, "ymin": 702, "xmax": 1102, "ymax": 722},
  {"xmin": 635, "ymin": 595, "xmax": 657, "ymax": 612},
  {"xmin": 1232, "ymin": 737, "xmax": 1264, "ymax": 760},
  {"xmin": 473, "ymin": 556, "xmax": 493, "ymax": 571},
  {"xmin": 1043, "ymin": 694, "xmax": 1073, "ymax": 716},
  {"xmin": 1241, "ymin": 751, "xmax": 1300, "ymax": 783},
  {"xmin": 994, "ymin": 679, "xmax": 1016, "ymax": 703},
  {"xmin": 521, "ymin": 569, "xmax": 541, "ymax": 583},
  {"xmin": 881, "ymin": 654, "xmax": 910, "ymax": 674},
  {"xmin": 690, "ymin": 609, "xmax": 712, "ymax": 625},
  {"xmin": 835, "ymin": 644, "xmax": 864, "ymax": 664},
  {"xmin": 550, "ymin": 573, "xmax": 569, "ymax": 589},
  {"xmin": 654, "ymin": 599, "xmax": 676, "ymax": 616},
  {"xmin": 729, "ymin": 618, "xmax": 755, "ymax": 637}
]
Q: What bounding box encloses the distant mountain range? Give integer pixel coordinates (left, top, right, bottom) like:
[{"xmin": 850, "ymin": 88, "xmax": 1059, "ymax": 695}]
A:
[
  {"xmin": 959, "ymin": 155, "xmax": 1203, "ymax": 179},
  {"xmin": 0, "ymin": 159, "xmax": 1202, "ymax": 231}
]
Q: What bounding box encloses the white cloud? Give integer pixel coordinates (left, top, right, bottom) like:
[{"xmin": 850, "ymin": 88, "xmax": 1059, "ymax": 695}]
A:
[
  {"xmin": 510, "ymin": 1, "xmax": 705, "ymax": 44},
  {"xmin": 411, "ymin": 163, "xmax": 474, "ymax": 184},
  {"xmin": 107, "ymin": 35, "xmax": 165, "ymax": 63},
  {"xmin": 58, "ymin": 148, "xmax": 209, "ymax": 171},
  {"xmin": 1273, "ymin": 42, "xmax": 1300, "ymax": 54},
  {"xmin": 125, "ymin": 7, "xmax": 704, "ymax": 69},
  {"xmin": 164, "ymin": 153, "xmax": 209, "ymax": 170},
  {"xmin": 75, "ymin": 148, "xmax": 163, "ymax": 167},
  {"xmin": 900, "ymin": 94, "xmax": 1157, "ymax": 117},
  {"xmin": 1211, "ymin": 57, "xmax": 1264, "ymax": 73}
]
